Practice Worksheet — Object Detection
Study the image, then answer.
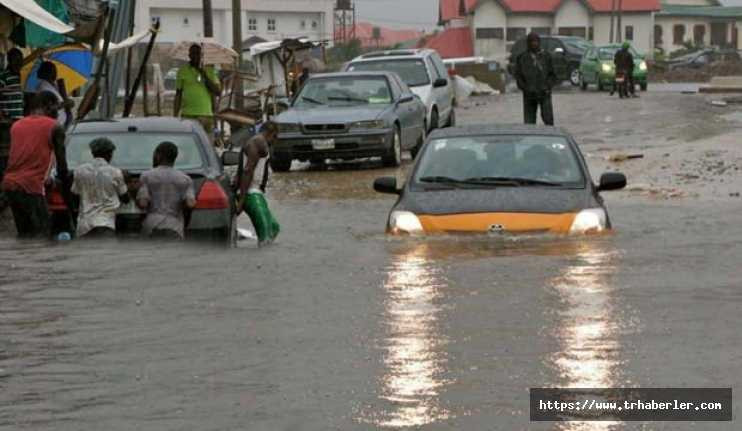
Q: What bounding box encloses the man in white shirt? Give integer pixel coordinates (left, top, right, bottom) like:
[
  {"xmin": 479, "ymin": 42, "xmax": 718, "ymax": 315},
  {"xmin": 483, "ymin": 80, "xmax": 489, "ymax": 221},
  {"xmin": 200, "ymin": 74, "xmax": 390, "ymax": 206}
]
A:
[
  {"xmin": 71, "ymin": 138, "xmax": 130, "ymax": 239},
  {"xmin": 36, "ymin": 61, "xmax": 73, "ymax": 128}
]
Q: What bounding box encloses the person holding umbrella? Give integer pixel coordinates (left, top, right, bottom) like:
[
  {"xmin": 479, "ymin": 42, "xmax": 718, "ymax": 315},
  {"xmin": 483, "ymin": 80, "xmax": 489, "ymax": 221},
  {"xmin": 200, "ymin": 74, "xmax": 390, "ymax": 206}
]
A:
[{"xmin": 173, "ymin": 44, "xmax": 221, "ymax": 143}]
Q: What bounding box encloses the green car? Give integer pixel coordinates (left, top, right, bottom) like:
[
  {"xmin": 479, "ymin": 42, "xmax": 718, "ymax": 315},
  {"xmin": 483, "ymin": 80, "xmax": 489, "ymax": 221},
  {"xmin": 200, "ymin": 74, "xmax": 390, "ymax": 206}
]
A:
[{"xmin": 578, "ymin": 44, "xmax": 648, "ymax": 92}]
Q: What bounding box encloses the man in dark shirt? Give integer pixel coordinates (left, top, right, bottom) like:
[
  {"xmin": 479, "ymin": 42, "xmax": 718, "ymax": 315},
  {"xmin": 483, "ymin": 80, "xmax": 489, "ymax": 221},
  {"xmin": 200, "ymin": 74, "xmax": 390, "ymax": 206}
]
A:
[
  {"xmin": 0, "ymin": 48, "xmax": 24, "ymax": 190},
  {"xmin": 613, "ymin": 42, "xmax": 637, "ymax": 98},
  {"xmin": 514, "ymin": 32, "xmax": 558, "ymax": 125}
]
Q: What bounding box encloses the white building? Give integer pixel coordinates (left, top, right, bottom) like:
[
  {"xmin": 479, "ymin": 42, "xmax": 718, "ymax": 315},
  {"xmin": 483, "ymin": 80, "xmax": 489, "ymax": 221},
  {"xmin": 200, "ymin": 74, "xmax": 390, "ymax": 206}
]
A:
[
  {"xmin": 654, "ymin": 1, "xmax": 742, "ymax": 54},
  {"xmin": 133, "ymin": 0, "xmax": 335, "ymax": 46}
]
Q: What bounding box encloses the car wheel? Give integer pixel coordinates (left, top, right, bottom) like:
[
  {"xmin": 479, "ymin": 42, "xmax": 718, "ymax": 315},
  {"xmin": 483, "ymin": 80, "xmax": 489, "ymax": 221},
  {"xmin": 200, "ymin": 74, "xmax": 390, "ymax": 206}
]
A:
[
  {"xmin": 580, "ymin": 73, "xmax": 588, "ymax": 91},
  {"xmin": 640, "ymin": 82, "xmax": 648, "ymax": 92},
  {"xmin": 410, "ymin": 125, "xmax": 425, "ymax": 159},
  {"xmin": 429, "ymin": 109, "xmax": 439, "ymax": 132},
  {"xmin": 270, "ymin": 157, "xmax": 291, "ymax": 172},
  {"xmin": 382, "ymin": 125, "xmax": 402, "ymax": 167},
  {"xmin": 570, "ymin": 69, "xmax": 581, "ymax": 86},
  {"xmin": 445, "ymin": 108, "xmax": 456, "ymax": 127}
]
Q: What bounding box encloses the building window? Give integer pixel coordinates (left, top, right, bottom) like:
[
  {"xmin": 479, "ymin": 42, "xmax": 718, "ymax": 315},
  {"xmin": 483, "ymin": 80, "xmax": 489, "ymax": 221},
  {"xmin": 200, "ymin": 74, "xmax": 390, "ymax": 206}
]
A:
[
  {"xmin": 558, "ymin": 27, "xmax": 586, "ymax": 38},
  {"xmin": 674, "ymin": 24, "xmax": 685, "ymax": 44},
  {"xmin": 655, "ymin": 25, "xmax": 663, "ymax": 46},
  {"xmin": 625, "ymin": 25, "xmax": 634, "ymax": 41},
  {"xmin": 506, "ymin": 27, "xmax": 526, "ymax": 42},
  {"xmin": 267, "ymin": 18, "xmax": 276, "ymax": 32},
  {"xmin": 312, "ymin": 20, "xmax": 318, "ymax": 30},
  {"xmin": 183, "ymin": 17, "xmax": 189, "ymax": 27},
  {"xmin": 589, "ymin": 26, "xmax": 594, "ymax": 41},
  {"xmin": 694, "ymin": 24, "xmax": 706, "ymax": 45},
  {"xmin": 300, "ymin": 20, "xmax": 306, "ymax": 30},
  {"xmin": 531, "ymin": 27, "xmax": 551, "ymax": 36},
  {"xmin": 476, "ymin": 27, "xmax": 504, "ymax": 40},
  {"xmin": 248, "ymin": 18, "xmax": 257, "ymax": 31}
]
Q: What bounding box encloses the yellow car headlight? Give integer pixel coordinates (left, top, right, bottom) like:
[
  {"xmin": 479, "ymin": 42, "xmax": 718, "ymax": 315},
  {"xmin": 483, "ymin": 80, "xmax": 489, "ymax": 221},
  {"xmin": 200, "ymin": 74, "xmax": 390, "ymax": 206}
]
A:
[
  {"xmin": 570, "ymin": 208, "xmax": 607, "ymax": 234},
  {"xmin": 639, "ymin": 61, "xmax": 647, "ymax": 71},
  {"xmin": 601, "ymin": 63, "xmax": 613, "ymax": 73},
  {"xmin": 389, "ymin": 210, "xmax": 424, "ymax": 235}
]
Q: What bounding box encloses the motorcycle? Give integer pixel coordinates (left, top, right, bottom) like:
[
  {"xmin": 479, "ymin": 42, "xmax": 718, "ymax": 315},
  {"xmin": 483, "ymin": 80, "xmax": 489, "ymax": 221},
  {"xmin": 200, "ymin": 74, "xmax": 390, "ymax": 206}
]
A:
[{"xmin": 614, "ymin": 72, "xmax": 629, "ymax": 99}]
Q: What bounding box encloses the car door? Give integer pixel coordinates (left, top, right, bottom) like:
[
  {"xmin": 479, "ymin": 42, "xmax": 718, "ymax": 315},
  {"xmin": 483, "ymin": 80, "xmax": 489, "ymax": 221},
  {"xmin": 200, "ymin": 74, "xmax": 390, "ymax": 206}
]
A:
[
  {"xmin": 426, "ymin": 55, "xmax": 451, "ymax": 125},
  {"xmin": 395, "ymin": 75, "xmax": 425, "ymax": 146},
  {"xmin": 546, "ymin": 39, "xmax": 569, "ymax": 81},
  {"xmin": 582, "ymin": 48, "xmax": 599, "ymax": 83},
  {"xmin": 430, "ymin": 53, "xmax": 454, "ymax": 119},
  {"xmin": 388, "ymin": 75, "xmax": 413, "ymax": 149}
]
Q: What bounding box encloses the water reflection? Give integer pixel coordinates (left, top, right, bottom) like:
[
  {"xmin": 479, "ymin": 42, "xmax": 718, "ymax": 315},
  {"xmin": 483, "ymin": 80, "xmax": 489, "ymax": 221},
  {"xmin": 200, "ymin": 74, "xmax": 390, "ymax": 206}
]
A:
[
  {"xmin": 375, "ymin": 243, "xmax": 450, "ymax": 428},
  {"xmin": 549, "ymin": 244, "xmax": 625, "ymax": 430}
]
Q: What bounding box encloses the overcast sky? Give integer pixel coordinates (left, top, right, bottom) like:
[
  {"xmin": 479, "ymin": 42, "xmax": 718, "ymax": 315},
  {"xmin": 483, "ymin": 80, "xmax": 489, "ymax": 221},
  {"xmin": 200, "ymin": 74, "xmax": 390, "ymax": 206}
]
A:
[{"xmin": 353, "ymin": 0, "xmax": 742, "ymax": 30}]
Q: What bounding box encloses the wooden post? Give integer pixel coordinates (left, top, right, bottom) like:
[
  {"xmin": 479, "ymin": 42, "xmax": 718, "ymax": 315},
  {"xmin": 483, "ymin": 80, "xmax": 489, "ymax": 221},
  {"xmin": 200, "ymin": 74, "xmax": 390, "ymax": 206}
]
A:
[
  {"xmin": 203, "ymin": 0, "xmax": 214, "ymax": 37},
  {"xmin": 617, "ymin": 0, "xmax": 623, "ymax": 43},
  {"xmin": 123, "ymin": 21, "xmax": 160, "ymax": 117}
]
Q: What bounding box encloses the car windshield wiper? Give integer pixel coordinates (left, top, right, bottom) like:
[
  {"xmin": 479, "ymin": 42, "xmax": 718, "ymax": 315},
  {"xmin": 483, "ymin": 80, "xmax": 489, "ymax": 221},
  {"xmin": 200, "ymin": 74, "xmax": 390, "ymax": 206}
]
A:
[
  {"xmin": 463, "ymin": 176, "xmax": 562, "ymax": 186},
  {"xmin": 327, "ymin": 96, "xmax": 367, "ymax": 103},
  {"xmin": 301, "ymin": 96, "xmax": 324, "ymax": 105}
]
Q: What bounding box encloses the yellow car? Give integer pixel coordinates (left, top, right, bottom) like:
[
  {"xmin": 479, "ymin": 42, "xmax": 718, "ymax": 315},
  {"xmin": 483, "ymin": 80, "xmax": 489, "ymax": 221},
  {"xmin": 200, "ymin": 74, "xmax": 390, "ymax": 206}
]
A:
[{"xmin": 374, "ymin": 125, "xmax": 626, "ymax": 235}]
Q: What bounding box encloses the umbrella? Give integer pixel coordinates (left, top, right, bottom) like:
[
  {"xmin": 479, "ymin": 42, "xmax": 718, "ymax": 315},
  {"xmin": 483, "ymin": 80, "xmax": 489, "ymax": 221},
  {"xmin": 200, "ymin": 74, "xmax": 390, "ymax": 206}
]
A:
[
  {"xmin": 169, "ymin": 38, "xmax": 239, "ymax": 65},
  {"xmin": 21, "ymin": 44, "xmax": 93, "ymax": 93}
]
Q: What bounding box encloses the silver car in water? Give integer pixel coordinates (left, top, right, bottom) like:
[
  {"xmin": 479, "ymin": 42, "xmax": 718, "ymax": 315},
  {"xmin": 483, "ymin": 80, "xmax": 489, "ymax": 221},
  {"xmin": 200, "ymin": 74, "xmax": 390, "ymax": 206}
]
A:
[{"xmin": 271, "ymin": 72, "xmax": 426, "ymax": 171}]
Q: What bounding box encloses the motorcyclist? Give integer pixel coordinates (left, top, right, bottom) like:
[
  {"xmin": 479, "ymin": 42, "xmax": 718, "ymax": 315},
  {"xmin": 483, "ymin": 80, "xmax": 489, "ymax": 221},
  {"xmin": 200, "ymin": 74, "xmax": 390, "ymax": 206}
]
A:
[{"xmin": 612, "ymin": 42, "xmax": 637, "ymax": 98}]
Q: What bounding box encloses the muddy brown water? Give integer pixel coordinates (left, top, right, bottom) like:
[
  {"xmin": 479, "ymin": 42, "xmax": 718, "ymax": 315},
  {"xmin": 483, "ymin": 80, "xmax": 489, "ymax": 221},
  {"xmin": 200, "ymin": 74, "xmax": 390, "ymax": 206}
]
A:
[
  {"xmin": 1, "ymin": 158, "xmax": 740, "ymax": 431},
  {"xmin": 3, "ymin": 91, "xmax": 742, "ymax": 430}
]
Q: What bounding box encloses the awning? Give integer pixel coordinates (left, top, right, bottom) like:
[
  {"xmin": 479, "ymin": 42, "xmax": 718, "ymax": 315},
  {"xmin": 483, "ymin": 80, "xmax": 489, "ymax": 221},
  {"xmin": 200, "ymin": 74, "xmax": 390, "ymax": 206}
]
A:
[
  {"xmin": 249, "ymin": 37, "xmax": 313, "ymax": 58},
  {"xmin": 0, "ymin": 0, "xmax": 74, "ymax": 35},
  {"xmin": 104, "ymin": 28, "xmax": 154, "ymax": 54}
]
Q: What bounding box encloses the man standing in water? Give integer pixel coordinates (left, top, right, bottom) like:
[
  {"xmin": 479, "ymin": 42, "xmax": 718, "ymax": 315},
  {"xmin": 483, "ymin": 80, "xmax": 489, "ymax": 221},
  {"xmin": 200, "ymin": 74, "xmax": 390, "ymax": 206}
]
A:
[
  {"xmin": 1, "ymin": 92, "xmax": 68, "ymax": 238},
  {"xmin": 136, "ymin": 142, "xmax": 196, "ymax": 239},
  {"xmin": 237, "ymin": 122, "xmax": 280, "ymax": 247},
  {"xmin": 514, "ymin": 32, "xmax": 557, "ymax": 125}
]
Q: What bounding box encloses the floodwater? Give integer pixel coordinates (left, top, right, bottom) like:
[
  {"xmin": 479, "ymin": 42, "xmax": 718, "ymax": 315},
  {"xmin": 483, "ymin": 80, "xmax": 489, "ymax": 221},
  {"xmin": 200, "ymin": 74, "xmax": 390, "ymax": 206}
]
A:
[{"xmin": 1, "ymin": 157, "xmax": 740, "ymax": 431}]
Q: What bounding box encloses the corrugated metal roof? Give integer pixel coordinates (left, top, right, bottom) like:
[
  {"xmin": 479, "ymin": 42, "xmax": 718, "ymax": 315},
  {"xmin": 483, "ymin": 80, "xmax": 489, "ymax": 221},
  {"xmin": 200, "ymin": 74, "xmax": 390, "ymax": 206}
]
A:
[{"xmin": 657, "ymin": 5, "xmax": 742, "ymax": 18}]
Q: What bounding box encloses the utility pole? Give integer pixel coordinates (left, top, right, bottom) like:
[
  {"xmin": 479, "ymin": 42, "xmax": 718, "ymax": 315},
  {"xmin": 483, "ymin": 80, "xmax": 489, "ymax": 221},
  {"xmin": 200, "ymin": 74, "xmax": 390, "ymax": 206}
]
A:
[
  {"xmin": 203, "ymin": 0, "xmax": 214, "ymax": 37},
  {"xmin": 609, "ymin": 0, "xmax": 616, "ymax": 43},
  {"xmin": 232, "ymin": 0, "xmax": 243, "ymax": 109},
  {"xmin": 617, "ymin": 0, "xmax": 623, "ymax": 43}
]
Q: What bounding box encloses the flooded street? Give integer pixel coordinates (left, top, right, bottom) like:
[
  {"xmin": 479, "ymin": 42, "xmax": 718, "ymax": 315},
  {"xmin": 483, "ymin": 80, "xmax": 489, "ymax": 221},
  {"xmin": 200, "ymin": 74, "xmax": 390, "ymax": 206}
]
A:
[{"xmin": 2, "ymin": 90, "xmax": 742, "ymax": 430}]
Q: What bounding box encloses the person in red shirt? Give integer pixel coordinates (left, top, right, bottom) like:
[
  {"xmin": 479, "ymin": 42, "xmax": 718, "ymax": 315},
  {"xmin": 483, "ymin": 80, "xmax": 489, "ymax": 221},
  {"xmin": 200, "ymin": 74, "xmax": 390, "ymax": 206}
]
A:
[{"xmin": 1, "ymin": 91, "xmax": 68, "ymax": 238}]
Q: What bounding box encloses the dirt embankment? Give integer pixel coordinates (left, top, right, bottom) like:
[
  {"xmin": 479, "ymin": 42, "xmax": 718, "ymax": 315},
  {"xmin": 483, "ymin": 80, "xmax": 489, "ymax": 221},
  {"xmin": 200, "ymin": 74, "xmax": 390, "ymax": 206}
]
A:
[{"xmin": 650, "ymin": 61, "xmax": 742, "ymax": 83}]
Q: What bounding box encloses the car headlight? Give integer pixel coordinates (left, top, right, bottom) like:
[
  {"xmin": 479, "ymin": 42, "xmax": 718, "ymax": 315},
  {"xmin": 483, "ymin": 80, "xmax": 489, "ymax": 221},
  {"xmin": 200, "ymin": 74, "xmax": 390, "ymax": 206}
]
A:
[
  {"xmin": 351, "ymin": 120, "xmax": 386, "ymax": 130},
  {"xmin": 388, "ymin": 210, "xmax": 424, "ymax": 235},
  {"xmin": 638, "ymin": 61, "xmax": 647, "ymax": 71},
  {"xmin": 601, "ymin": 63, "xmax": 613, "ymax": 73},
  {"xmin": 570, "ymin": 208, "xmax": 608, "ymax": 234},
  {"xmin": 278, "ymin": 123, "xmax": 301, "ymax": 133}
]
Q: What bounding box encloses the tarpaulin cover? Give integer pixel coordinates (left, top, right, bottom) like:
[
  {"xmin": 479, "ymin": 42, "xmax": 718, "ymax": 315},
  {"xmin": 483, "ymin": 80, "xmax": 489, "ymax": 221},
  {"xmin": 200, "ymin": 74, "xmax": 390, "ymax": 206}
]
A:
[{"xmin": 0, "ymin": 0, "xmax": 73, "ymax": 47}]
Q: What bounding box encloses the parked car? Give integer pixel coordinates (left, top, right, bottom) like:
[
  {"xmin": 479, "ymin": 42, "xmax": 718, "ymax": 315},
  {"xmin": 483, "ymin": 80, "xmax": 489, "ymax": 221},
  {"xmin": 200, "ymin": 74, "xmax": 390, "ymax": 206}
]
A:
[
  {"xmin": 507, "ymin": 36, "xmax": 593, "ymax": 86},
  {"xmin": 271, "ymin": 71, "xmax": 427, "ymax": 171},
  {"xmin": 344, "ymin": 49, "xmax": 456, "ymax": 133},
  {"xmin": 48, "ymin": 117, "xmax": 239, "ymax": 245},
  {"xmin": 578, "ymin": 44, "xmax": 648, "ymax": 91},
  {"xmin": 665, "ymin": 48, "xmax": 741, "ymax": 71},
  {"xmin": 373, "ymin": 124, "xmax": 626, "ymax": 235}
]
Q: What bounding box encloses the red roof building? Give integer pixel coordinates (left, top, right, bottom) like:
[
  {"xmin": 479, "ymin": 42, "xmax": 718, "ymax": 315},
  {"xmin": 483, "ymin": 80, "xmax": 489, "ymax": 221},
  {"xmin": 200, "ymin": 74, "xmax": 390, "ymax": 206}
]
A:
[
  {"xmin": 335, "ymin": 22, "xmax": 425, "ymax": 48},
  {"xmin": 423, "ymin": 27, "xmax": 475, "ymax": 58},
  {"xmin": 438, "ymin": 0, "xmax": 663, "ymax": 61}
]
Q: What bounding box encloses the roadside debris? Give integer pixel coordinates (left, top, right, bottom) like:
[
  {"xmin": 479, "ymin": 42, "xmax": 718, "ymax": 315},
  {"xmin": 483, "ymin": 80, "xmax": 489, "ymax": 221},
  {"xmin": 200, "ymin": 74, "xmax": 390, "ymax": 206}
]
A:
[
  {"xmin": 710, "ymin": 100, "xmax": 728, "ymax": 107},
  {"xmin": 607, "ymin": 153, "xmax": 644, "ymax": 162},
  {"xmin": 464, "ymin": 76, "xmax": 498, "ymax": 96}
]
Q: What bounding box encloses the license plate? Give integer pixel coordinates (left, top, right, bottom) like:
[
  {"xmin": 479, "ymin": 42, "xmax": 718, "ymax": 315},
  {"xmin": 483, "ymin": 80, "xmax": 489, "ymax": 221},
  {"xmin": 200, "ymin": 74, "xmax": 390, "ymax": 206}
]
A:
[
  {"xmin": 117, "ymin": 200, "xmax": 142, "ymax": 215},
  {"xmin": 616, "ymin": 77, "xmax": 625, "ymax": 83},
  {"xmin": 311, "ymin": 139, "xmax": 335, "ymax": 150}
]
